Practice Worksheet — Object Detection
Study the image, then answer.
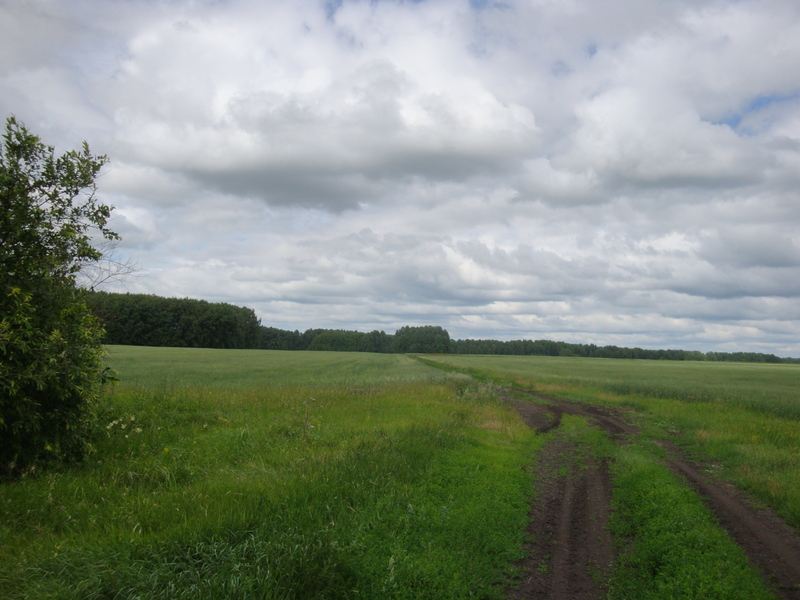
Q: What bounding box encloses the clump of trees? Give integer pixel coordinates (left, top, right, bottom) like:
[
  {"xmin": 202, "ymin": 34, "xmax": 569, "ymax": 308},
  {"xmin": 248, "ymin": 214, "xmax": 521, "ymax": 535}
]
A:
[
  {"xmin": 89, "ymin": 300, "xmax": 453, "ymax": 355},
  {"xmin": 392, "ymin": 325, "xmax": 450, "ymax": 353},
  {"xmin": 258, "ymin": 325, "xmax": 448, "ymax": 354},
  {"xmin": 86, "ymin": 292, "xmax": 261, "ymax": 349},
  {"xmin": 1, "ymin": 117, "xmax": 117, "ymax": 477}
]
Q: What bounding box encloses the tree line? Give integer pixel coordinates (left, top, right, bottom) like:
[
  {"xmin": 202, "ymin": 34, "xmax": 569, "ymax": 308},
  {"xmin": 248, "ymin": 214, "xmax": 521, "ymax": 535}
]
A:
[
  {"xmin": 449, "ymin": 338, "xmax": 796, "ymax": 363},
  {"xmin": 86, "ymin": 292, "xmax": 452, "ymax": 354},
  {"xmin": 86, "ymin": 291, "xmax": 798, "ymax": 363},
  {"xmin": 259, "ymin": 324, "xmax": 451, "ymax": 354}
]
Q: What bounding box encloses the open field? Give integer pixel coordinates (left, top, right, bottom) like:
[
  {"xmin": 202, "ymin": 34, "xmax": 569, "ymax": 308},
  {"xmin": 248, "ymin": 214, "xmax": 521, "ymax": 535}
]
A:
[
  {"xmin": 0, "ymin": 347, "xmax": 538, "ymax": 599},
  {"xmin": 3, "ymin": 348, "xmax": 800, "ymax": 599}
]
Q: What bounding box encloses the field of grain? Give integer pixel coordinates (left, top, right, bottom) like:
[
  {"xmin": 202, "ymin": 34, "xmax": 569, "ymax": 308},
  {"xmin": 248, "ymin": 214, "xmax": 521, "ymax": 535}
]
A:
[
  {"xmin": 0, "ymin": 347, "xmax": 538, "ymax": 599},
  {"xmin": 422, "ymin": 354, "xmax": 800, "ymax": 530}
]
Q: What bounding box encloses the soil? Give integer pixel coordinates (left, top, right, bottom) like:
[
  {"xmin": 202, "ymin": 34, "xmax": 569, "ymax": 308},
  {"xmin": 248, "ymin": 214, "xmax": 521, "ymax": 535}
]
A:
[{"xmin": 504, "ymin": 389, "xmax": 800, "ymax": 600}]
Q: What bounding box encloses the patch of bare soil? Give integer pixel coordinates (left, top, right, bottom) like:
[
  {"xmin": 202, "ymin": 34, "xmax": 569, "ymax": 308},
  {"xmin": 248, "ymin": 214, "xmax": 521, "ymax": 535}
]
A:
[
  {"xmin": 505, "ymin": 434, "xmax": 613, "ymax": 600},
  {"xmin": 505, "ymin": 398, "xmax": 615, "ymax": 600},
  {"xmin": 504, "ymin": 390, "xmax": 800, "ymax": 600}
]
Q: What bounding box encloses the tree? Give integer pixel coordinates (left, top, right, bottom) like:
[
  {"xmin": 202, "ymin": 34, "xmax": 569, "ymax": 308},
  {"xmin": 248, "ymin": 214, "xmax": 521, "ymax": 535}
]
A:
[{"xmin": 1, "ymin": 116, "xmax": 117, "ymax": 478}]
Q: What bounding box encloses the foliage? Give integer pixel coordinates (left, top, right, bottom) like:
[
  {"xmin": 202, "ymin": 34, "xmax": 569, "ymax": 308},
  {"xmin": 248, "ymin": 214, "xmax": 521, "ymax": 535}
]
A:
[
  {"xmin": 0, "ymin": 116, "xmax": 115, "ymax": 476},
  {"xmin": 86, "ymin": 291, "xmax": 260, "ymax": 349},
  {"xmin": 450, "ymin": 338, "xmax": 792, "ymax": 363},
  {"xmin": 89, "ymin": 288, "xmax": 797, "ymax": 362},
  {"xmin": 392, "ymin": 325, "xmax": 451, "ymax": 354},
  {"xmin": 260, "ymin": 327, "xmax": 394, "ymax": 353}
]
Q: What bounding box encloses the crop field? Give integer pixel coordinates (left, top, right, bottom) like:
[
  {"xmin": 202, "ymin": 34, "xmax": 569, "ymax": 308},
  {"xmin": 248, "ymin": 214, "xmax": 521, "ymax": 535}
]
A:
[
  {"xmin": 0, "ymin": 347, "xmax": 538, "ymax": 599},
  {"xmin": 2, "ymin": 347, "xmax": 800, "ymax": 599}
]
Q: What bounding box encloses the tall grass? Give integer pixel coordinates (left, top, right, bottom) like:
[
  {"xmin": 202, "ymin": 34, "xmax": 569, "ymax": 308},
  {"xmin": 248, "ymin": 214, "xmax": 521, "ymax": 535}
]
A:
[
  {"xmin": 426, "ymin": 355, "xmax": 800, "ymax": 420},
  {"xmin": 0, "ymin": 348, "xmax": 538, "ymax": 599}
]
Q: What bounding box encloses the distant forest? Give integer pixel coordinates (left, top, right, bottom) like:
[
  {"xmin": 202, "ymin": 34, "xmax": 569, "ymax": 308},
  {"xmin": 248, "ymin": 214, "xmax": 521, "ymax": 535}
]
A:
[{"xmin": 86, "ymin": 291, "xmax": 799, "ymax": 363}]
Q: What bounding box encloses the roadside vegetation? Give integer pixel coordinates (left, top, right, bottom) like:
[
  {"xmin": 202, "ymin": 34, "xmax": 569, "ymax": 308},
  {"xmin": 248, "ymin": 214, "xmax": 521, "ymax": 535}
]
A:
[
  {"xmin": 608, "ymin": 438, "xmax": 772, "ymax": 600},
  {"xmin": 539, "ymin": 415, "xmax": 771, "ymax": 599}
]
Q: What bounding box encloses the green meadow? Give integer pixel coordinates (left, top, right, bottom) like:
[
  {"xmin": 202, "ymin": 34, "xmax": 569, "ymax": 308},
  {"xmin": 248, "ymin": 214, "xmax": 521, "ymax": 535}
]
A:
[
  {"xmin": 2, "ymin": 347, "xmax": 799, "ymax": 599},
  {"xmin": 0, "ymin": 347, "xmax": 539, "ymax": 599}
]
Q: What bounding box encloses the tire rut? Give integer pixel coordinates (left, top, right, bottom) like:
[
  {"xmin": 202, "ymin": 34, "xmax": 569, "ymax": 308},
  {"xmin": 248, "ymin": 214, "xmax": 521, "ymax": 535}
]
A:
[
  {"xmin": 505, "ymin": 389, "xmax": 800, "ymax": 600},
  {"xmin": 505, "ymin": 402, "xmax": 614, "ymax": 600},
  {"xmin": 661, "ymin": 441, "xmax": 800, "ymax": 599}
]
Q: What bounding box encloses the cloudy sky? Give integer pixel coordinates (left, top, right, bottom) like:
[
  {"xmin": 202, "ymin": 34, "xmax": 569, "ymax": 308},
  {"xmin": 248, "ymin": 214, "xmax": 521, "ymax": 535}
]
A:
[{"xmin": 3, "ymin": 0, "xmax": 800, "ymax": 355}]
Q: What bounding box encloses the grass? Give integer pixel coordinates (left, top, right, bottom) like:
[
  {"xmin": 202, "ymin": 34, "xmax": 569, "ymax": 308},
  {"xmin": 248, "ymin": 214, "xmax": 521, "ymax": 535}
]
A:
[
  {"xmin": 102, "ymin": 346, "xmax": 444, "ymax": 389},
  {"xmin": 5, "ymin": 348, "xmax": 798, "ymax": 598},
  {"xmin": 0, "ymin": 347, "xmax": 539, "ymax": 599},
  {"xmin": 608, "ymin": 442, "xmax": 773, "ymax": 600},
  {"xmin": 422, "ymin": 354, "xmax": 800, "ymax": 530}
]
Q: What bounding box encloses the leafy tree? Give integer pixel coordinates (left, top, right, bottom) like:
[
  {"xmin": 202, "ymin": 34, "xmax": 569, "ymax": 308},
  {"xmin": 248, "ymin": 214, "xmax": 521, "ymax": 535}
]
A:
[
  {"xmin": 392, "ymin": 325, "xmax": 451, "ymax": 354},
  {"xmin": 1, "ymin": 116, "xmax": 116, "ymax": 477}
]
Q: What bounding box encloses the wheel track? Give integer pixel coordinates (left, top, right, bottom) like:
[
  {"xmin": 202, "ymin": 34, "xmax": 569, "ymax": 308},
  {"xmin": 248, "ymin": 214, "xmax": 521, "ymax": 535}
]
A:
[
  {"xmin": 505, "ymin": 408, "xmax": 613, "ymax": 600},
  {"xmin": 505, "ymin": 389, "xmax": 800, "ymax": 600}
]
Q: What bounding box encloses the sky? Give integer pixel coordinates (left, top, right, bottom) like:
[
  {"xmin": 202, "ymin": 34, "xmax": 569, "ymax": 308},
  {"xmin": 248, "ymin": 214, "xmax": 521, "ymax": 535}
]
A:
[{"xmin": 2, "ymin": 0, "xmax": 800, "ymax": 356}]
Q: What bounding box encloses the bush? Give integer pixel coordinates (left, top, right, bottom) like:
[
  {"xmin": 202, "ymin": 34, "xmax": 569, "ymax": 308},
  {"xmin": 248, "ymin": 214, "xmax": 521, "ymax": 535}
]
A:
[{"xmin": 0, "ymin": 116, "xmax": 116, "ymax": 477}]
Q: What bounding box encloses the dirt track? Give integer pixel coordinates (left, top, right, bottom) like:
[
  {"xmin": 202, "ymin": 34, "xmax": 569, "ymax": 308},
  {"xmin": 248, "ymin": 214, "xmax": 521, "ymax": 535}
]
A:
[{"xmin": 504, "ymin": 390, "xmax": 800, "ymax": 600}]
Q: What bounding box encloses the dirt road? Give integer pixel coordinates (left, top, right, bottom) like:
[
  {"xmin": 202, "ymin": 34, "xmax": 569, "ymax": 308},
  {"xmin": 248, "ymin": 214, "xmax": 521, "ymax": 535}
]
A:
[{"xmin": 505, "ymin": 390, "xmax": 800, "ymax": 600}]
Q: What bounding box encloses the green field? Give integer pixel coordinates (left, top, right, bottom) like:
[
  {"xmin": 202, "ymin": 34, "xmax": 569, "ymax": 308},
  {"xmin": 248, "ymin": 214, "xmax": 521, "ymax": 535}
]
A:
[
  {"xmin": 2, "ymin": 347, "xmax": 799, "ymax": 599},
  {"xmin": 0, "ymin": 347, "xmax": 538, "ymax": 599}
]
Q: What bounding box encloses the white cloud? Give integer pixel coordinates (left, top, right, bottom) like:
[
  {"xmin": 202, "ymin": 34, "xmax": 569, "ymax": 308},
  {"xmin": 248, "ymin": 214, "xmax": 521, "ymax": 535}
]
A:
[{"xmin": 2, "ymin": 0, "xmax": 800, "ymax": 355}]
